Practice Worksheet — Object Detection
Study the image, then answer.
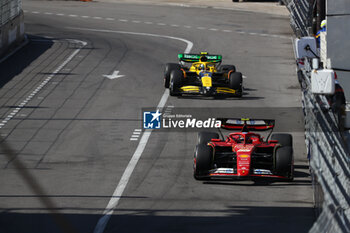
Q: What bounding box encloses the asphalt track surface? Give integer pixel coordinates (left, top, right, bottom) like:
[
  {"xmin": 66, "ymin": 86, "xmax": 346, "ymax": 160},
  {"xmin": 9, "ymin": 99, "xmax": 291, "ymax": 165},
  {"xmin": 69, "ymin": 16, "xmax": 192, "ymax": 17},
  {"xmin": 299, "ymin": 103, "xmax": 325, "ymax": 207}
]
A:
[{"xmin": 0, "ymin": 1, "xmax": 314, "ymax": 233}]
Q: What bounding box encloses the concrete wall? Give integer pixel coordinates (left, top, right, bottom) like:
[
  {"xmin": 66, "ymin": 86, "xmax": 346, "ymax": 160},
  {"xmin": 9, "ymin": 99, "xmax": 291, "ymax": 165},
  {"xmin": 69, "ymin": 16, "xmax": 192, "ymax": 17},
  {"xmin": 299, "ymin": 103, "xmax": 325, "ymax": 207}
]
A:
[{"xmin": 0, "ymin": 10, "xmax": 25, "ymax": 58}]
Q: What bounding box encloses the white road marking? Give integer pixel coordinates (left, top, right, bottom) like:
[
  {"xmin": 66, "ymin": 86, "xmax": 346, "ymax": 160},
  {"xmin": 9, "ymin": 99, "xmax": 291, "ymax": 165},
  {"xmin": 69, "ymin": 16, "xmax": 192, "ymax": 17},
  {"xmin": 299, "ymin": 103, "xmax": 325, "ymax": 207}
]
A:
[
  {"xmin": 223, "ymin": 29, "xmax": 232, "ymax": 32},
  {"xmin": 197, "ymin": 27, "xmax": 206, "ymax": 30},
  {"xmin": 56, "ymin": 13, "xmax": 64, "ymax": 16},
  {"xmin": 144, "ymin": 22, "xmax": 153, "ymax": 24},
  {"xmin": 81, "ymin": 15, "xmax": 90, "ymax": 18},
  {"xmin": 130, "ymin": 138, "xmax": 138, "ymax": 141},
  {"xmin": 102, "ymin": 70, "xmax": 125, "ymax": 80},
  {"xmin": 119, "ymin": 19, "xmax": 128, "ymax": 22},
  {"xmin": 209, "ymin": 28, "xmax": 218, "ymax": 31},
  {"xmin": 93, "ymin": 16, "xmax": 102, "ymax": 19},
  {"xmin": 70, "ymin": 27, "xmax": 193, "ymax": 233},
  {"xmin": 132, "ymin": 20, "xmax": 141, "ymax": 23},
  {"xmin": 171, "ymin": 24, "xmax": 179, "ymax": 27},
  {"xmin": 69, "ymin": 14, "xmax": 78, "ymax": 17},
  {"xmin": 0, "ymin": 39, "xmax": 87, "ymax": 129},
  {"xmin": 105, "ymin": 18, "xmax": 115, "ymax": 21},
  {"xmin": 157, "ymin": 23, "xmax": 166, "ymax": 26},
  {"xmin": 184, "ymin": 25, "xmax": 192, "ymax": 28},
  {"xmin": 44, "ymin": 12, "xmax": 53, "ymax": 15},
  {"xmin": 32, "ymin": 11, "xmax": 39, "ymax": 14}
]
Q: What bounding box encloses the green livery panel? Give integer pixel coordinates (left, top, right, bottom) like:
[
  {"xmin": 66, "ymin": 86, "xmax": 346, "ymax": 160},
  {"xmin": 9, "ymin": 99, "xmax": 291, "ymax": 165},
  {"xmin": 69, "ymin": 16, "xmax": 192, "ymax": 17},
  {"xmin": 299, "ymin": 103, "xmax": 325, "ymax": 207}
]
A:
[{"xmin": 178, "ymin": 53, "xmax": 222, "ymax": 63}]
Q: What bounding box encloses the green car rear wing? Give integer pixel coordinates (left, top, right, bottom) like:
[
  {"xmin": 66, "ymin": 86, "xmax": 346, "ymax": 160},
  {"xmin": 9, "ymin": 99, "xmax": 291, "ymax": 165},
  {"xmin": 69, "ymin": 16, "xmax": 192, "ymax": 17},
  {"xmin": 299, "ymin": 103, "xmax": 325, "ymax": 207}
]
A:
[{"xmin": 178, "ymin": 53, "xmax": 222, "ymax": 63}]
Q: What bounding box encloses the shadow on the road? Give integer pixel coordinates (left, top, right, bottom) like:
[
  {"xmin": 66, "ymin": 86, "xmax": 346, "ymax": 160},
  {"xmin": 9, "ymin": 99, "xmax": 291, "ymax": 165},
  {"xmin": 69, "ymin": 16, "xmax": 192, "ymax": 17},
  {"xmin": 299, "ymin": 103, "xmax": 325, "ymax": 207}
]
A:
[
  {"xmin": 295, "ymin": 164, "xmax": 310, "ymax": 170},
  {"xmin": 177, "ymin": 95, "xmax": 242, "ymax": 100},
  {"xmin": 243, "ymin": 87, "xmax": 257, "ymax": 91},
  {"xmin": 177, "ymin": 95, "xmax": 264, "ymax": 100},
  {"xmin": 294, "ymin": 170, "xmax": 310, "ymax": 178},
  {"xmin": 203, "ymin": 178, "xmax": 311, "ymax": 186},
  {"xmin": 0, "ymin": 35, "xmax": 53, "ymax": 89},
  {"xmin": 238, "ymin": 0, "xmax": 282, "ymax": 2},
  {"xmin": 0, "ymin": 205, "xmax": 314, "ymax": 233}
]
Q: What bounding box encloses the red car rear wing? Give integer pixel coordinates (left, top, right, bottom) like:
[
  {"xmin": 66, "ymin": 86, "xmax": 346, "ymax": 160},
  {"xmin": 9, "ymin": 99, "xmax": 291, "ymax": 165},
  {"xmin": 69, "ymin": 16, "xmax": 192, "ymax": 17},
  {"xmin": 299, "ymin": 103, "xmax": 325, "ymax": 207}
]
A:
[{"xmin": 219, "ymin": 118, "xmax": 275, "ymax": 131}]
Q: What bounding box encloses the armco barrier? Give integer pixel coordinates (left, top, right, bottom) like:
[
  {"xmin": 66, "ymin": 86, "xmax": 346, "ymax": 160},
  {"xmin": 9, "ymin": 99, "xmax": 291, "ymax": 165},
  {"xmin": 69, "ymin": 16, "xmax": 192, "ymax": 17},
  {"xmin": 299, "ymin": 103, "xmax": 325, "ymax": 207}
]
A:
[
  {"xmin": 286, "ymin": 0, "xmax": 350, "ymax": 231},
  {"xmin": 285, "ymin": 0, "xmax": 313, "ymax": 37},
  {"xmin": 297, "ymin": 57, "xmax": 350, "ymax": 233}
]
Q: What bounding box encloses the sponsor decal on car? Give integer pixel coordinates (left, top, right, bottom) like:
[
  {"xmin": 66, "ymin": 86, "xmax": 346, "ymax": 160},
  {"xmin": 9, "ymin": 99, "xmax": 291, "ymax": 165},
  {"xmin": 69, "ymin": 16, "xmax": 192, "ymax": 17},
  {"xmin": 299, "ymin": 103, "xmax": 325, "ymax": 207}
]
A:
[
  {"xmin": 253, "ymin": 169, "xmax": 273, "ymax": 175},
  {"xmin": 214, "ymin": 168, "xmax": 234, "ymax": 174}
]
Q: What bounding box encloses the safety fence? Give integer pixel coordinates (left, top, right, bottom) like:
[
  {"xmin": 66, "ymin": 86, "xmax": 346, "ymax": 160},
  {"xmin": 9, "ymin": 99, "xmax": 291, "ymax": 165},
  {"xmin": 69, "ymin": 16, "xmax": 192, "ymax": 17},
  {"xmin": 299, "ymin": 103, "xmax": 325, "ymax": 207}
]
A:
[
  {"xmin": 298, "ymin": 59, "xmax": 350, "ymax": 233},
  {"xmin": 284, "ymin": 0, "xmax": 313, "ymax": 37},
  {"xmin": 285, "ymin": 0, "xmax": 350, "ymax": 232},
  {"xmin": 0, "ymin": 0, "xmax": 21, "ymax": 26}
]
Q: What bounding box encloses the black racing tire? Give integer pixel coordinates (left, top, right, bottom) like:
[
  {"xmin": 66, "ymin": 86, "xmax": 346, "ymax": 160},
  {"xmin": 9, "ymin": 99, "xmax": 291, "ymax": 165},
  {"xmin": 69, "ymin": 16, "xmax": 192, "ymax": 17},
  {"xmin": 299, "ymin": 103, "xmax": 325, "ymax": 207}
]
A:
[
  {"xmin": 194, "ymin": 144, "xmax": 213, "ymax": 180},
  {"xmin": 229, "ymin": 72, "xmax": 243, "ymax": 93},
  {"xmin": 164, "ymin": 63, "xmax": 181, "ymax": 88},
  {"xmin": 169, "ymin": 70, "xmax": 183, "ymax": 96},
  {"xmin": 274, "ymin": 146, "xmax": 294, "ymax": 180},
  {"xmin": 198, "ymin": 132, "xmax": 219, "ymax": 145},
  {"xmin": 271, "ymin": 134, "xmax": 293, "ymax": 147},
  {"xmin": 219, "ymin": 64, "xmax": 236, "ymax": 73}
]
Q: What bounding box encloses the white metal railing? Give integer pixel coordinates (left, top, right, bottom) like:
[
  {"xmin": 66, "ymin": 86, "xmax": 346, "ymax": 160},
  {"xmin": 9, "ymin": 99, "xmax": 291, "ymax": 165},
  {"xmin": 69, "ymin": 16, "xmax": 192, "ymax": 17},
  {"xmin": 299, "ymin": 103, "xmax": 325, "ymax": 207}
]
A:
[
  {"xmin": 0, "ymin": 0, "xmax": 21, "ymax": 27},
  {"xmin": 285, "ymin": 0, "xmax": 313, "ymax": 37},
  {"xmin": 298, "ymin": 58, "xmax": 350, "ymax": 233}
]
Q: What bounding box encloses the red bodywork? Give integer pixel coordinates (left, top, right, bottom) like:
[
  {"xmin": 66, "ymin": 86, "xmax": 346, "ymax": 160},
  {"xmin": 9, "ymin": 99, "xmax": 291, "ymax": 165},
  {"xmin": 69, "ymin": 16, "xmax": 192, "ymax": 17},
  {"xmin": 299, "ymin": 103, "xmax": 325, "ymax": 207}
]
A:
[{"xmin": 204, "ymin": 132, "xmax": 288, "ymax": 179}]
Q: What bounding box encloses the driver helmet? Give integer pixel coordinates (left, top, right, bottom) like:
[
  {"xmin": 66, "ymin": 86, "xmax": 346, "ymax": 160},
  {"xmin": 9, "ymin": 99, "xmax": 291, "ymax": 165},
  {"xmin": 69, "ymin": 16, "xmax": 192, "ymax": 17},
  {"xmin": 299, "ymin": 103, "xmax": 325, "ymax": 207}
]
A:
[{"xmin": 199, "ymin": 64, "xmax": 205, "ymax": 71}]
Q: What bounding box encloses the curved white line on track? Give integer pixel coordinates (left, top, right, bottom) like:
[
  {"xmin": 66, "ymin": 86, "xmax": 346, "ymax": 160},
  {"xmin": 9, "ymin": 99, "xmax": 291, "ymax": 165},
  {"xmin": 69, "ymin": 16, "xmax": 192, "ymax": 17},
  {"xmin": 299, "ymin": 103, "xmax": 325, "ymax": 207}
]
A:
[{"xmin": 66, "ymin": 27, "xmax": 193, "ymax": 233}]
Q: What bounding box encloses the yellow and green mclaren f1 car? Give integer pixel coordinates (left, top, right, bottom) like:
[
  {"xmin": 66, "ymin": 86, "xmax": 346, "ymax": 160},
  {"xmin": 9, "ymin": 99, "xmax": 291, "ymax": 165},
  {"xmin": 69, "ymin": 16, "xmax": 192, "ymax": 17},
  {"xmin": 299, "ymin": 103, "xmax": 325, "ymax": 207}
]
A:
[{"xmin": 164, "ymin": 52, "xmax": 243, "ymax": 97}]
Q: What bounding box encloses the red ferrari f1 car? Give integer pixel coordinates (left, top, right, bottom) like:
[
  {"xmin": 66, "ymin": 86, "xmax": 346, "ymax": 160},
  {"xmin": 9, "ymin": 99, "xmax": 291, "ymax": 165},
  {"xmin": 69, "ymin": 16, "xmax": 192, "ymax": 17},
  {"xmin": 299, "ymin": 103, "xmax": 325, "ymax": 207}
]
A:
[{"xmin": 193, "ymin": 118, "xmax": 294, "ymax": 181}]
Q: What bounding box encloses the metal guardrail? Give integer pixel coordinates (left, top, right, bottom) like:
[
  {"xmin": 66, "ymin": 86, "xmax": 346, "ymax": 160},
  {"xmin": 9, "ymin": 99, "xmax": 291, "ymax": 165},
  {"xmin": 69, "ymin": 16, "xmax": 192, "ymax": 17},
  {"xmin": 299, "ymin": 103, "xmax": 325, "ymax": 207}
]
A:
[
  {"xmin": 0, "ymin": 0, "xmax": 21, "ymax": 27},
  {"xmin": 298, "ymin": 58, "xmax": 350, "ymax": 233},
  {"xmin": 284, "ymin": 0, "xmax": 313, "ymax": 37},
  {"xmin": 285, "ymin": 0, "xmax": 350, "ymax": 231}
]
